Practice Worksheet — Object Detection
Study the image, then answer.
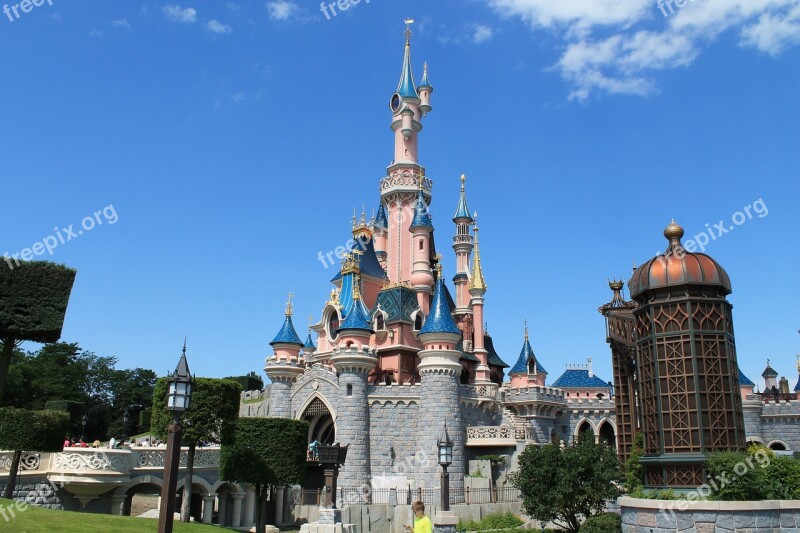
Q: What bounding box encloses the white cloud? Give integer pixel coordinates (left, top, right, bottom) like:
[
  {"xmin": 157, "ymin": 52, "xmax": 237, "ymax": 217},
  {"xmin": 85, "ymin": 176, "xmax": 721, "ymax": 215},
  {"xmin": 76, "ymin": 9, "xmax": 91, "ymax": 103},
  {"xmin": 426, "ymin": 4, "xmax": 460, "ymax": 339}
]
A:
[
  {"xmin": 484, "ymin": 0, "xmax": 800, "ymax": 99},
  {"xmin": 207, "ymin": 20, "xmax": 233, "ymax": 34},
  {"xmin": 89, "ymin": 29, "xmax": 103, "ymax": 38},
  {"xmin": 162, "ymin": 5, "xmax": 197, "ymax": 23},
  {"xmin": 266, "ymin": 0, "xmax": 298, "ymax": 21},
  {"xmin": 473, "ymin": 25, "xmax": 494, "ymax": 43},
  {"xmin": 112, "ymin": 19, "xmax": 131, "ymax": 29}
]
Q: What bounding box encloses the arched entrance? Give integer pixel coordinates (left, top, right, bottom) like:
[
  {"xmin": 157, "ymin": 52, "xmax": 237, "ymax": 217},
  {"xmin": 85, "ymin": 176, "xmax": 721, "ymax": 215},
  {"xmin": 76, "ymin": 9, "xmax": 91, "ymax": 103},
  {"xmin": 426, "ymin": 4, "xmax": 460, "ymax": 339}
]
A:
[
  {"xmin": 598, "ymin": 421, "xmax": 616, "ymax": 448},
  {"xmin": 576, "ymin": 419, "xmax": 594, "ymax": 442},
  {"xmin": 302, "ymin": 397, "xmax": 336, "ymax": 445},
  {"xmin": 299, "ymin": 396, "xmax": 336, "ymax": 491}
]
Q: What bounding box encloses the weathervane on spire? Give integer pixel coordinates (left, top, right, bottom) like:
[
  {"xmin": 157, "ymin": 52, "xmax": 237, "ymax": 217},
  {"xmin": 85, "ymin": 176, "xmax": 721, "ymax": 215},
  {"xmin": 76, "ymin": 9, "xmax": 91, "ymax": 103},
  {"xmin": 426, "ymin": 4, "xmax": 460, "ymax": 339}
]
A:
[
  {"xmin": 285, "ymin": 292, "xmax": 294, "ymax": 316},
  {"xmin": 404, "ymin": 18, "xmax": 414, "ymax": 43},
  {"xmin": 524, "ymin": 319, "xmax": 529, "ymax": 341}
]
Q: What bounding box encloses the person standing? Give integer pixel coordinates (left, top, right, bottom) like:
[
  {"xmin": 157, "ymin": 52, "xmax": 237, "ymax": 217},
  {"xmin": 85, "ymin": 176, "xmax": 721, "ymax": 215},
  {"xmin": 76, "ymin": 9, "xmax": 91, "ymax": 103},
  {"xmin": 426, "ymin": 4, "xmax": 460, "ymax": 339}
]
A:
[{"xmin": 404, "ymin": 501, "xmax": 432, "ymax": 533}]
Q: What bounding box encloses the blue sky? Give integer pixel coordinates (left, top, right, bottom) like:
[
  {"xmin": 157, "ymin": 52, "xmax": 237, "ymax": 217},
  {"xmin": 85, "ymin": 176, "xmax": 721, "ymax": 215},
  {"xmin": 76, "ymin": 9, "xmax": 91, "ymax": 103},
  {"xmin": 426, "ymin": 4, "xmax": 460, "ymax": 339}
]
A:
[{"xmin": 1, "ymin": 1, "xmax": 798, "ymax": 390}]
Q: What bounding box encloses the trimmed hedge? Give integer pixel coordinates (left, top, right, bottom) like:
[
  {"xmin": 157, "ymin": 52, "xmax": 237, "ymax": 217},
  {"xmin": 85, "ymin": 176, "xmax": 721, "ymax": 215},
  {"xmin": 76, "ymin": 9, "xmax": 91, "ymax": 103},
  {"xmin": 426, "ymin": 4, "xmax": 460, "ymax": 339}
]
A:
[
  {"xmin": 0, "ymin": 407, "xmax": 70, "ymax": 451},
  {"xmin": 457, "ymin": 511, "xmax": 523, "ymax": 532},
  {"xmin": 221, "ymin": 417, "xmax": 308, "ymax": 486},
  {"xmin": 151, "ymin": 377, "xmax": 241, "ymax": 446},
  {"xmin": 0, "ymin": 261, "xmax": 76, "ymax": 343},
  {"xmin": 579, "ymin": 513, "xmax": 621, "ymax": 532},
  {"xmin": 224, "ymin": 374, "xmax": 264, "ymax": 392}
]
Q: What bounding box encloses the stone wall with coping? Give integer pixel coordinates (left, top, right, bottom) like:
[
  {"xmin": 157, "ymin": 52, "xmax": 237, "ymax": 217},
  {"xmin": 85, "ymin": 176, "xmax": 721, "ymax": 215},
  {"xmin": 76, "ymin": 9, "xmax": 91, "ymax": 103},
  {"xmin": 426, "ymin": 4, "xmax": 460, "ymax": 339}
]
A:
[
  {"xmin": 620, "ymin": 496, "xmax": 800, "ymax": 532},
  {"xmin": 368, "ymin": 400, "xmax": 420, "ymax": 479}
]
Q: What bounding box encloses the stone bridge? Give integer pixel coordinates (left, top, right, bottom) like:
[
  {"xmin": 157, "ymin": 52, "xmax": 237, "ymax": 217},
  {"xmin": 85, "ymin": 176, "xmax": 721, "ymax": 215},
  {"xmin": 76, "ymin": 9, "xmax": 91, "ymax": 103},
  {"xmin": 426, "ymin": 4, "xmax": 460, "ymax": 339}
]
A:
[{"xmin": 0, "ymin": 447, "xmax": 258, "ymax": 528}]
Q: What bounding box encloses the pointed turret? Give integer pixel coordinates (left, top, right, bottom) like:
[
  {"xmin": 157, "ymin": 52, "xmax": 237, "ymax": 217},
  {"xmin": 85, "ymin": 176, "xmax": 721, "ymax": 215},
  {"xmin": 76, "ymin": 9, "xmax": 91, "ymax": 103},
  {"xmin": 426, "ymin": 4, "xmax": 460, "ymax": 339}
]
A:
[
  {"xmin": 396, "ymin": 23, "xmax": 419, "ymax": 100},
  {"xmin": 303, "ymin": 332, "xmax": 317, "ymax": 354},
  {"xmin": 270, "ymin": 296, "xmax": 304, "ymax": 348},
  {"xmin": 410, "ymin": 186, "xmax": 433, "ymax": 229},
  {"xmin": 419, "ymin": 62, "xmax": 433, "ymax": 115},
  {"xmin": 374, "ymin": 202, "xmax": 388, "ymax": 230},
  {"xmin": 509, "ymin": 321, "xmax": 547, "ymax": 387},
  {"xmin": 338, "ymin": 280, "xmax": 373, "ymax": 334},
  {"xmin": 452, "ymin": 175, "xmax": 475, "ymax": 313},
  {"xmin": 420, "ymin": 265, "xmax": 461, "ymax": 336},
  {"xmin": 469, "ymin": 221, "xmax": 487, "ymax": 293},
  {"xmin": 453, "ymin": 174, "xmax": 473, "ymax": 223}
]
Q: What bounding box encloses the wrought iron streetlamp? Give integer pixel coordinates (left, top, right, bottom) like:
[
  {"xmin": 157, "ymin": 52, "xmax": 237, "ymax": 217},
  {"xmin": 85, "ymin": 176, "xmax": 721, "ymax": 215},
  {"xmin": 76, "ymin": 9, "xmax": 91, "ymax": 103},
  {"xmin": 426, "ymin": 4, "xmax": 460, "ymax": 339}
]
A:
[
  {"xmin": 158, "ymin": 341, "xmax": 192, "ymax": 533},
  {"xmin": 438, "ymin": 424, "xmax": 453, "ymax": 511},
  {"xmin": 81, "ymin": 414, "xmax": 88, "ymax": 442}
]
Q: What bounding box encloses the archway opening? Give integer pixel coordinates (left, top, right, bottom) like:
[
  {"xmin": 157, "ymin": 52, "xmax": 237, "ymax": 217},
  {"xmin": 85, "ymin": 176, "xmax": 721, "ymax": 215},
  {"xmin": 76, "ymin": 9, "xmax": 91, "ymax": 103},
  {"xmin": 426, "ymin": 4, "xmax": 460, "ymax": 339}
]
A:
[
  {"xmin": 577, "ymin": 420, "xmax": 594, "ymax": 442},
  {"xmin": 770, "ymin": 441, "xmax": 788, "ymax": 451},
  {"xmin": 124, "ymin": 483, "xmax": 161, "ymax": 517},
  {"xmin": 598, "ymin": 421, "xmax": 616, "ymax": 448},
  {"xmin": 301, "ymin": 397, "xmax": 336, "ymax": 492}
]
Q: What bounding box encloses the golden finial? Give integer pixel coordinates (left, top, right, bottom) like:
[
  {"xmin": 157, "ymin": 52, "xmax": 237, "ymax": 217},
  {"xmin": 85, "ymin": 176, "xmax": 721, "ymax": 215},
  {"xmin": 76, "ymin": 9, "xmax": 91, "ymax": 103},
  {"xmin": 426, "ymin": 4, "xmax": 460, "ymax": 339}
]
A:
[
  {"xmin": 353, "ymin": 272, "xmax": 363, "ymax": 301},
  {"xmin": 434, "ymin": 253, "xmax": 443, "ymax": 277},
  {"xmin": 361, "ymin": 204, "xmax": 366, "ymax": 226},
  {"xmin": 524, "ymin": 319, "xmax": 529, "ymax": 341},
  {"xmin": 352, "ymin": 207, "xmax": 357, "ymax": 229},
  {"xmin": 664, "ymin": 219, "xmax": 684, "ymax": 242},
  {"xmin": 460, "ymin": 173, "xmax": 466, "ymax": 192},
  {"xmin": 285, "ymin": 292, "xmax": 294, "ymax": 317}
]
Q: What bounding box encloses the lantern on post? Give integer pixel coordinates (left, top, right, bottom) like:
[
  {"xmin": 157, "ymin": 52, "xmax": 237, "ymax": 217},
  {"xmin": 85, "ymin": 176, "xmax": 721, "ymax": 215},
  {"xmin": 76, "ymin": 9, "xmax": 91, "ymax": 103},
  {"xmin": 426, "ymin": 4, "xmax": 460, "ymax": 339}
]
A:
[
  {"xmin": 158, "ymin": 340, "xmax": 193, "ymax": 533},
  {"xmin": 438, "ymin": 424, "xmax": 453, "ymax": 511}
]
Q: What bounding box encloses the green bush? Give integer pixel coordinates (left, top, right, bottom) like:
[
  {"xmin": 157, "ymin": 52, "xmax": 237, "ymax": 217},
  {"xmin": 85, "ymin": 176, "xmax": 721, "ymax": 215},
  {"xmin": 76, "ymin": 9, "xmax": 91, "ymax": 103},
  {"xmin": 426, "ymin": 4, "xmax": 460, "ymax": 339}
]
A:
[
  {"xmin": 456, "ymin": 511, "xmax": 522, "ymax": 532},
  {"xmin": 0, "ymin": 407, "xmax": 70, "ymax": 451},
  {"xmin": 579, "ymin": 512, "xmax": 621, "ymax": 533},
  {"xmin": 706, "ymin": 448, "xmax": 772, "ymax": 501},
  {"xmin": 0, "ymin": 261, "xmax": 76, "ymax": 343},
  {"xmin": 764, "ymin": 455, "xmax": 800, "ymax": 500}
]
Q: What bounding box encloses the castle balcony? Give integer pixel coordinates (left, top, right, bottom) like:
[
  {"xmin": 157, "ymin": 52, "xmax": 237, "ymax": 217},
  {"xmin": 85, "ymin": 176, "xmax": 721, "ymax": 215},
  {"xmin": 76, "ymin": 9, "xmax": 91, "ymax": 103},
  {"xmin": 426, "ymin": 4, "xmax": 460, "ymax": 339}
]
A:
[
  {"xmin": 461, "ymin": 383, "xmax": 499, "ymax": 403},
  {"xmin": 465, "ymin": 426, "xmax": 517, "ymax": 447}
]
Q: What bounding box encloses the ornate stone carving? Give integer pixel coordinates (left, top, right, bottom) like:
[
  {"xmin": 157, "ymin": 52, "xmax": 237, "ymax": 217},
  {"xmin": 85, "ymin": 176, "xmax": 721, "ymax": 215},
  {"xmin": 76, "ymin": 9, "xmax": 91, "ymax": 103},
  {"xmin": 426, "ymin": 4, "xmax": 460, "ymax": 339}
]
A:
[
  {"xmin": 0, "ymin": 452, "xmax": 40, "ymax": 471},
  {"xmin": 53, "ymin": 451, "xmax": 129, "ymax": 473}
]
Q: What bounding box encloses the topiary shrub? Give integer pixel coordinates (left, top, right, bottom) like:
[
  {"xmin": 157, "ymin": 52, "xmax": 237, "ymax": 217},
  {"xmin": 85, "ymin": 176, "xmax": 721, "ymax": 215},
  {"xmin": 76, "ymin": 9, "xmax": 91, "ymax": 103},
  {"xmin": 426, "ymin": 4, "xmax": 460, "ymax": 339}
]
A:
[{"xmin": 579, "ymin": 512, "xmax": 621, "ymax": 533}]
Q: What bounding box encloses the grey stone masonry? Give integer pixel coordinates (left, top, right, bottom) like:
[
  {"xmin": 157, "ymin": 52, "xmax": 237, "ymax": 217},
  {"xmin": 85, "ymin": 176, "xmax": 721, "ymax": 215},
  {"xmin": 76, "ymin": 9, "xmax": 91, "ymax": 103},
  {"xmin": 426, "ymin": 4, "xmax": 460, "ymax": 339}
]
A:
[
  {"xmin": 267, "ymin": 379, "xmax": 293, "ymax": 419},
  {"xmin": 417, "ymin": 370, "xmax": 464, "ymax": 492},
  {"xmin": 620, "ymin": 496, "xmax": 800, "ymax": 532},
  {"xmin": 331, "ymin": 346, "xmax": 376, "ymax": 488}
]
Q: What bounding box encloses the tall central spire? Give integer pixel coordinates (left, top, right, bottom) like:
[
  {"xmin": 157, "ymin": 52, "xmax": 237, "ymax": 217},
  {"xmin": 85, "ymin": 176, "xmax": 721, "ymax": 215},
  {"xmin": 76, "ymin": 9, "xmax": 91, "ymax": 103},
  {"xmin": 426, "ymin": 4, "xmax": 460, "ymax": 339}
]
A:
[{"xmin": 397, "ymin": 19, "xmax": 419, "ymax": 99}]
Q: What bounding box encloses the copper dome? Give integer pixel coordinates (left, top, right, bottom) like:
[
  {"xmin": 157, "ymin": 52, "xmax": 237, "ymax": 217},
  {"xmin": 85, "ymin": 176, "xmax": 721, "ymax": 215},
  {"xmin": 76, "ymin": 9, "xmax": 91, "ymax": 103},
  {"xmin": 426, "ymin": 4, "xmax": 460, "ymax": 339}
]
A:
[{"xmin": 629, "ymin": 221, "xmax": 732, "ymax": 299}]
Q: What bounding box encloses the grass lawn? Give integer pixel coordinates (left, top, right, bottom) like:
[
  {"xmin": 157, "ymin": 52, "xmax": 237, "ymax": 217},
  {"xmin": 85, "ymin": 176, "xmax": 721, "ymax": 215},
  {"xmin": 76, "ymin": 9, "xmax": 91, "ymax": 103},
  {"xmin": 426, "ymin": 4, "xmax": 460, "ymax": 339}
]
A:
[{"xmin": 0, "ymin": 499, "xmax": 232, "ymax": 532}]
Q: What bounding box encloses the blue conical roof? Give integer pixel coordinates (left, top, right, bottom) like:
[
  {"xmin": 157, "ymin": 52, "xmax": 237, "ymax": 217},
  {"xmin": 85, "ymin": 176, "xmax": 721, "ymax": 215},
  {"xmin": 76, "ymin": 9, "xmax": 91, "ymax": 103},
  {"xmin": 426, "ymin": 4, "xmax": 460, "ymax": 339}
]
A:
[
  {"xmin": 420, "ymin": 275, "xmax": 462, "ymax": 336},
  {"xmin": 396, "ymin": 40, "xmax": 419, "ymax": 99},
  {"xmin": 410, "ymin": 188, "xmax": 432, "ymax": 229},
  {"xmin": 270, "ymin": 315, "xmax": 304, "ymax": 347},
  {"xmin": 739, "ymin": 365, "xmax": 754, "ymax": 387},
  {"xmin": 419, "ymin": 63, "xmax": 432, "ymax": 89},
  {"xmin": 304, "ymin": 333, "xmax": 317, "ymax": 351},
  {"xmin": 510, "ymin": 335, "xmax": 547, "ymax": 375},
  {"xmin": 453, "ymin": 176, "xmax": 473, "ymax": 222},
  {"xmin": 338, "ymin": 297, "xmax": 373, "ymax": 332},
  {"xmin": 375, "ymin": 203, "xmax": 388, "ymax": 230}
]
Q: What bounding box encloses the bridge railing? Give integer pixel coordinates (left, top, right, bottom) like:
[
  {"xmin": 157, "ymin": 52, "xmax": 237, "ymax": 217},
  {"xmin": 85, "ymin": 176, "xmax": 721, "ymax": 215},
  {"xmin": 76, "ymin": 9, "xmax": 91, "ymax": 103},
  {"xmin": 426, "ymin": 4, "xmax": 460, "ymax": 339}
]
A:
[{"xmin": 0, "ymin": 446, "xmax": 221, "ymax": 479}]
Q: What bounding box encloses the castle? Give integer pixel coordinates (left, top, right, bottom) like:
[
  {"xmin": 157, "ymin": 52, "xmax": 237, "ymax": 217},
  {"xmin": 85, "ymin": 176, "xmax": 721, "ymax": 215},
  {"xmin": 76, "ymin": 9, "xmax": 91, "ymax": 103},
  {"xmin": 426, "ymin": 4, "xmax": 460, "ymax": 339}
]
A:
[{"xmin": 244, "ymin": 26, "xmax": 800, "ymax": 494}]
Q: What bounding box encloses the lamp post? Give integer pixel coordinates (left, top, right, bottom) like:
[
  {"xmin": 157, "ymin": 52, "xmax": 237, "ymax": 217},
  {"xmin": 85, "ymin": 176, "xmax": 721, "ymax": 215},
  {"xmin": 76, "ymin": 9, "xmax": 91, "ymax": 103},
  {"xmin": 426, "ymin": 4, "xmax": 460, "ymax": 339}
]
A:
[
  {"xmin": 158, "ymin": 342, "xmax": 193, "ymax": 533},
  {"xmin": 123, "ymin": 407, "xmax": 130, "ymax": 443},
  {"xmin": 438, "ymin": 424, "xmax": 453, "ymax": 512},
  {"xmin": 81, "ymin": 414, "xmax": 88, "ymax": 442}
]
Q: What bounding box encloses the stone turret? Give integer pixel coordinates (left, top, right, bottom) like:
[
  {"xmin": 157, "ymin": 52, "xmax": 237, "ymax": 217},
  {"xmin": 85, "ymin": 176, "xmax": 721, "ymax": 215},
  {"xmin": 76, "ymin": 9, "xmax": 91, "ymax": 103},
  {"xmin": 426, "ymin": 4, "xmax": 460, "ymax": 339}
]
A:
[
  {"xmin": 265, "ymin": 295, "xmax": 305, "ymax": 418},
  {"xmin": 330, "ymin": 273, "xmax": 376, "ymax": 488},
  {"xmin": 415, "ymin": 266, "xmax": 464, "ymax": 493}
]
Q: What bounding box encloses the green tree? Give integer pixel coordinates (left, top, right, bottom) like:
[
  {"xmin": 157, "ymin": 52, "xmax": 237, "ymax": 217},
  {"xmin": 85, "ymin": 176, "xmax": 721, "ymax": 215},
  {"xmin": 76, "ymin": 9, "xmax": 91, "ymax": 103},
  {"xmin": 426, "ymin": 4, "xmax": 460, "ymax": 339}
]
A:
[
  {"xmin": 624, "ymin": 432, "xmax": 644, "ymax": 495},
  {"xmin": 221, "ymin": 418, "xmax": 308, "ymax": 533},
  {"xmin": 0, "ymin": 261, "xmax": 76, "ymax": 403},
  {"xmin": 0, "ymin": 407, "xmax": 70, "ymax": 499},
  {"xmin": 509, "ymin": 436, "xmax": 620, "ymax": 532},
  {"xmin": 151, "ymin": 377, "xmax": 241, "ymax": 522}
]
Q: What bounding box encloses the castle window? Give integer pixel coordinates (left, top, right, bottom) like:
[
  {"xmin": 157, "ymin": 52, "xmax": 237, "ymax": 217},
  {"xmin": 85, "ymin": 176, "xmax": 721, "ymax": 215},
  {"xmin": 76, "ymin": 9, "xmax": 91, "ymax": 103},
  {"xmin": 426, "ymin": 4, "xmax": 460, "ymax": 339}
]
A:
[
  {"xmin": 376, "ymin": 314, "xmax": 385, "ymax": 330},
  {"xmin": 419, "ymin": 240, "xmax": 423, "ymax": 250},
  {"xmin": 347, "ymin": 384, "xmax": 353, "ymax": 396},
  {"xmin": 414, "ymin": 314, "xmax": 423, "ymax": 330}
]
